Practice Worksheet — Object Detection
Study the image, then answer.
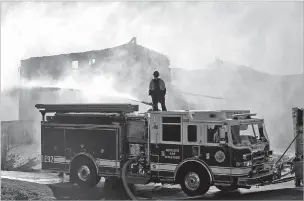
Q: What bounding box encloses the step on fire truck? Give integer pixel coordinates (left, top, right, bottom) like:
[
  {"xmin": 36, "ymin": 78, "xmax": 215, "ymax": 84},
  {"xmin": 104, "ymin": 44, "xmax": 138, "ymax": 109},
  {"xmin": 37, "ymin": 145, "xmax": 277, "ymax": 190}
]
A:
[{"xmin": 36, "ymin": 103, "xmax": 293, "ymax": 198}]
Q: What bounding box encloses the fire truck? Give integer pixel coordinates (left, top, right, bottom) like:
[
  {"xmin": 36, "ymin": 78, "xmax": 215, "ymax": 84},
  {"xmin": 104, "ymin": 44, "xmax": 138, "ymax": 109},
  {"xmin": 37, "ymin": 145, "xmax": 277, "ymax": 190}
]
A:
[{"xmin": 36, "ymin": 103, "xmax": 278, "ymax": 197}]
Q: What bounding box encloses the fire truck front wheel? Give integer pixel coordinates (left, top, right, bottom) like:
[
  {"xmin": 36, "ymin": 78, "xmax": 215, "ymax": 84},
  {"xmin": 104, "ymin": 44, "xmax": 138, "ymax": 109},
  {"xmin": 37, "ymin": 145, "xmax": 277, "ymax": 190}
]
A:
[
  {"xmin": 179, "ymin": 166, "xmax": 211, "ymax": 197},
  {"xmin": 70, "ymin": 157, "xmax": 98, "ymax": 188}
]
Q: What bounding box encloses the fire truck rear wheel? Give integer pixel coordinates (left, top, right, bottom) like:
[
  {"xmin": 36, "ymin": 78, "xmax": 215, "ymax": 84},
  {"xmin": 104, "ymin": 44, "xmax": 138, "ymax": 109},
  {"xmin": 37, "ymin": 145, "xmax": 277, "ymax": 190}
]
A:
[
  {"xmin": 179, "ymin": 166, "xmax": 210, "ymax": 197},
  {"xmin": 71, "ymin": 157, "xmax": 98, "ymax": 188}
]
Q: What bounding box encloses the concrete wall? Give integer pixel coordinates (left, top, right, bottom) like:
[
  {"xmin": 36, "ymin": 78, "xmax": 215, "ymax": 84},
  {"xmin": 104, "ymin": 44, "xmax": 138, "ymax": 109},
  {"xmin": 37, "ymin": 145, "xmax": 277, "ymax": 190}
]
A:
[
  {"xmin": 1, "ymin": 120, "xmax": 38, "ymax": 146},
  {"xmin": 0, "ymin": 93, "xmax": 19, "ymax": 121},
  {"xmin": 1, "ymin": 120, "xmax": 41, "ymax": 171}
]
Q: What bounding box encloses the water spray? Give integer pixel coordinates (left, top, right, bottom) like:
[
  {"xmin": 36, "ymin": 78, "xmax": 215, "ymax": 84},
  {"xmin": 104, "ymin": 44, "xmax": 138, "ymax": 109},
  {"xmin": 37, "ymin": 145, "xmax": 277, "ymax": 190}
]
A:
[{"xmin": 126, "ymin": 98, "xmax": 153, "ymax": 106}]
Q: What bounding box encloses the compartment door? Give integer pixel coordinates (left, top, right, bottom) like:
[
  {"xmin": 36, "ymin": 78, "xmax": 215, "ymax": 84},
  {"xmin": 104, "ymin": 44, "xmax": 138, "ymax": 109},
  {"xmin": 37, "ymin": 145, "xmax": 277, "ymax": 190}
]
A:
[
  {"xmin": 151, "ymin": 115, "xmax": 183, "ymax": 179},
  {"xmin": 41, "ymin": 126, "xmax": 65, "ymax": 171},
  {"xmin": 65, "ymin": 128, "xmax": 119, "ymax": 175},
  {"xmin": 182, "ymin": 123, "xmax": 202, "ymax": 160}
]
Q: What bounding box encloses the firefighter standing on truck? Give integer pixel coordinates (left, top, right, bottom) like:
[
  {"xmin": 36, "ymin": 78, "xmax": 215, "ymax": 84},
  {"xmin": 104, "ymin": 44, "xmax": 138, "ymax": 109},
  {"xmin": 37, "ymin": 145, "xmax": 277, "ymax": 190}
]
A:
[{"xmin": 149, "ymin": 71, "xmax": 167, "ymax": 111}]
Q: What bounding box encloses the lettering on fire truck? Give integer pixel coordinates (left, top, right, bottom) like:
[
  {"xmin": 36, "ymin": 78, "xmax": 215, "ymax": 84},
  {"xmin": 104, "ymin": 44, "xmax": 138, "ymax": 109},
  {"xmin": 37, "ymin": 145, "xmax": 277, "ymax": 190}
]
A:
[{"xmin": 161, "ymin": 149, "xmax": 181, "ymax": 160}]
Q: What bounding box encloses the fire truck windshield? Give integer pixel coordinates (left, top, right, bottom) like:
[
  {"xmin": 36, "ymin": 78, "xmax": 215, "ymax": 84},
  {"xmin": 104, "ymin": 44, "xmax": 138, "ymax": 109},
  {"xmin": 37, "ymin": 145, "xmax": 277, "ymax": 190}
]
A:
[{"xmin": 231, "ymin": 123, "xmax": 267, "ymax": 146}]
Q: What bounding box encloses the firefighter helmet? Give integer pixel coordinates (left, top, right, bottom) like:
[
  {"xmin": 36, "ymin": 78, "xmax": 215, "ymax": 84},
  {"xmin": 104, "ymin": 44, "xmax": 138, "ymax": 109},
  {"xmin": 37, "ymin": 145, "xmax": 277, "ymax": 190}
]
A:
[{"xmin": 153, "ymin": 71, "xmax": 160, "ymax": 77}]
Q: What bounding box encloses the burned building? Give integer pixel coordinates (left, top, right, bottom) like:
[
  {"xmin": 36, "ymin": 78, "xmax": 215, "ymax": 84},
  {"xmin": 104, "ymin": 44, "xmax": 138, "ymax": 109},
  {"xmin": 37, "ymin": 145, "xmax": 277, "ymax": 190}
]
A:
[
  {"xmin": 18, "ymin": 37, "xmax": 192, "ymax": 121},
  {"xmin": 20, "ymin": 38, "xmax": 171, "ymax": 87}
]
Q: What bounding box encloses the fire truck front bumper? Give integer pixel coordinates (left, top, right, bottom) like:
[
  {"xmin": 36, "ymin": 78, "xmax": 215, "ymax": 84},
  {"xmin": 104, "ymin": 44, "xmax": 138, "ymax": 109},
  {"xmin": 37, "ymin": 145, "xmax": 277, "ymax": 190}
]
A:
[{"xmin": 237, "ymin": 171, "xmax": 275, "ymax": 186}]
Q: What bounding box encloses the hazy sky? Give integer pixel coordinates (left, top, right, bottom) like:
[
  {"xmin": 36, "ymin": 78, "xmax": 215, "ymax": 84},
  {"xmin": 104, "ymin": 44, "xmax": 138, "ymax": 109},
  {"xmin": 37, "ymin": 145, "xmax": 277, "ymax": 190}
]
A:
[{"xmin": 1, "ymin": 1, "xmax": 303, "ymax": 90}]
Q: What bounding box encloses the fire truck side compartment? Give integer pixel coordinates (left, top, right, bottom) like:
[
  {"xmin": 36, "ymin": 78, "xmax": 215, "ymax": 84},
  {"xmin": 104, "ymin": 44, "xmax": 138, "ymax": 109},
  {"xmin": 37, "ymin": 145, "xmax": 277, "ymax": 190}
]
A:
[
  {"xmin": 40, "ymin": 110, "xmax": 146, "ymax": 177},
  {"xmin": 41, "ymin": 124, "xmax": 120, "ymax": 175}
]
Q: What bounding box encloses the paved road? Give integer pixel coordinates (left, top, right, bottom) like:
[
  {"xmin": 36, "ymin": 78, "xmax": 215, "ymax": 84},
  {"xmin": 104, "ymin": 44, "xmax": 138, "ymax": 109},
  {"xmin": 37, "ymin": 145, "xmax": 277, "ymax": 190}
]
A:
[{"xmin": 1, "ymin": 171, "xmax": 303, "ymax": 200}]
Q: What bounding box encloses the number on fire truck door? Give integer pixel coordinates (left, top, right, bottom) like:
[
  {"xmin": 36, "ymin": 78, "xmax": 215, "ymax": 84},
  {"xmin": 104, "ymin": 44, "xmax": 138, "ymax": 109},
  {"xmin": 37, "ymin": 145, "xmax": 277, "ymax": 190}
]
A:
[{"xmin": 43, "ymin": 155, "xmax": 54, "ymax": 163}]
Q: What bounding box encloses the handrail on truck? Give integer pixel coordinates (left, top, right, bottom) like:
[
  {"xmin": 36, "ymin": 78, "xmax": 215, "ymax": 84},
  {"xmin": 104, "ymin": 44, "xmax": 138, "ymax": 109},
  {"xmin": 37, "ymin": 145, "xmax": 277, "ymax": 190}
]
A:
[
  {"xmin": 256, "ymin": 130, "xmax": 303, "ymax": 188},
  {"xmin": 275, "ymin": 130, "xmax": 302, "ymax": 166}
]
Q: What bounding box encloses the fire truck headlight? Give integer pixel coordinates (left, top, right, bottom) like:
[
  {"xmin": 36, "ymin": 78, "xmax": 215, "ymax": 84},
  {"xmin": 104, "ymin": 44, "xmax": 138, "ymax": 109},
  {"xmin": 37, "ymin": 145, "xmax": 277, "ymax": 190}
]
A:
[
  {"xmin": 236, "ymin": 161, "xmax": 252, "ymax": 167},
  {"xmin": 243, "ymin": 153, "xmax": 252, "ymax": 161},
  {"xmin": 244, "ymin": 161, "xmax": 252, "ymax": 167}
]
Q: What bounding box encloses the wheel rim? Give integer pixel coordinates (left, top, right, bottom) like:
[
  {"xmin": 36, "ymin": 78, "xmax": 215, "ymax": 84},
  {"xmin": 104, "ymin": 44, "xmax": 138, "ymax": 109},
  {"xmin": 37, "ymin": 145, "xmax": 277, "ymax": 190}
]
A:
[
  {"xmin": 77, "ymin": 165, "xmax": 91, "ymax": 182},
  {"xmin": 184, "ymin": 172, "xmax": 200, "ymax": 191}
]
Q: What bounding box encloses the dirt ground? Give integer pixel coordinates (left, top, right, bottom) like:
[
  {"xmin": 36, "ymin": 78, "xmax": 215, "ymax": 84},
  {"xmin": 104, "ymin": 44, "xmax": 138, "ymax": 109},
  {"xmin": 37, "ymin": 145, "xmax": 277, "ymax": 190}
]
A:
[{"xmin": 1, "ymin": 178, "xmax": 55, "ymax": 200}]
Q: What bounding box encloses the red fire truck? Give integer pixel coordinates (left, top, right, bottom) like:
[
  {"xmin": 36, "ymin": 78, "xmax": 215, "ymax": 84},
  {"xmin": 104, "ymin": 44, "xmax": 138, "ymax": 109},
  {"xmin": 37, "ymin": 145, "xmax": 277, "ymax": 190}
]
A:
[{"xmin": 36, "ymin": 103, "xmax": 279, "ymax": 197}]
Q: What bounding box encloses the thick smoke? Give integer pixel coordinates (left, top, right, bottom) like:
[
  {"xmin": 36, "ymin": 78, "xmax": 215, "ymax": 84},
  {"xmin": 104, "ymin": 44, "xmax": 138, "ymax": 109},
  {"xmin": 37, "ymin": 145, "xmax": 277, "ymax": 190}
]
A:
[
  {"xmin": 1, "ymin": 2, "xmax": 303, "ymax": 154},
  {"xmin": 1, "ymin": 2, "xmax": 303, "ymax": 90}
]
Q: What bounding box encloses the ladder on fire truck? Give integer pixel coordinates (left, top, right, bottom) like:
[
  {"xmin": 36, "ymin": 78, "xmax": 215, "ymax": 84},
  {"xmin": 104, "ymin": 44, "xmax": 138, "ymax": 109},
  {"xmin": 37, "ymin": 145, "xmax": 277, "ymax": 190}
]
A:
[{"xmin": 35, "ymin": 103, "xmax": 139, "ymax": 120}]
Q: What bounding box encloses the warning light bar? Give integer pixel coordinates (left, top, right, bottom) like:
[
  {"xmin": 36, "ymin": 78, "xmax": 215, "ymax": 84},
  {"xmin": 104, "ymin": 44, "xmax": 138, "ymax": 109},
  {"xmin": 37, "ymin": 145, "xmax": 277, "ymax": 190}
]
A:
[
  {"xmin": 238, "ymin": 119, "xmax": 264, "ymax": 124},
  {"xmin": 232, "ymin": 113, "xmax": 257, "ymax": 118}
]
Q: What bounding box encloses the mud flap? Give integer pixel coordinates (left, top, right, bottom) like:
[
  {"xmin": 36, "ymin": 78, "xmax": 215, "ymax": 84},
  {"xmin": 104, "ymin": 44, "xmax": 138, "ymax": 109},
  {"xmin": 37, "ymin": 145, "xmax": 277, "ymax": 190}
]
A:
[{"xmin": 103, "ymin": 177, "xmax": 133, "ymax": 200}]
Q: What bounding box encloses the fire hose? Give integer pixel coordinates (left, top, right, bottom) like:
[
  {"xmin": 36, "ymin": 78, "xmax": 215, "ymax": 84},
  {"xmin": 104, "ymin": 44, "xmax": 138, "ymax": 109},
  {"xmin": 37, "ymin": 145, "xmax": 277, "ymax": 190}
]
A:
[
  {"xmin": 122, "ymin": 156, "xmax": 157, "ymax": 200},
  {"xmin": 266, "ymin": 130, "xmax": 303, "ymax": 186},
  {"xmin": 121, "ymin": 157, "xmax": 138, "ymax": 200},
  {"xmin": 121, "ymin": 157, "xmax": 164, "ymax": 200},
  {"xmin": 275, "ymin": 130, "xmax": 302, "ymax": 166}
]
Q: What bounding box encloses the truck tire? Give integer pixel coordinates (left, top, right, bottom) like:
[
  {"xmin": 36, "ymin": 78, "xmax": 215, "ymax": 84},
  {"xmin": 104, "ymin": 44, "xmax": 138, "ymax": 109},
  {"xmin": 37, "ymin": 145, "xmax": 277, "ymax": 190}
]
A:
[
  {"xmin": 215, "ymin": 185, "xmax": 238, "ymax": 192},
  {"xmin": 70, "ymin": 174, "xmax": 101, "ymax": 185},
  {"xmin": 70, "ymin": 157, "xmax": 98, "ymax": 188},
  {"xmin": 179, "ymin": 165, "xmax": 211, "ymax": 197}
]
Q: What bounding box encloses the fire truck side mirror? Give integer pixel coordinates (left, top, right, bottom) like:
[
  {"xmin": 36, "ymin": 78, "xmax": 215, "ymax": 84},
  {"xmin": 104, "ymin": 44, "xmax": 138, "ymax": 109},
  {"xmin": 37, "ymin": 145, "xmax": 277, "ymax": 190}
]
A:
[{"xmin": 219, "ymin": 128, "xmax": 226, "ymax": 144}]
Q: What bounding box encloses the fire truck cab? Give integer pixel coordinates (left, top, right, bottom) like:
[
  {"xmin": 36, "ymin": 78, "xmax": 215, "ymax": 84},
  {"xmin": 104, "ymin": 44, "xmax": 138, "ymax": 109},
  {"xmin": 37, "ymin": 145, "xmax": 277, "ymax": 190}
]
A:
[
  {"xmin": 36, "ymin": 104, "xmax": 275, "ymax": 197},
  {"xmin": 147, "ymin": 109, "xmax": 273, "ymax": 195}
]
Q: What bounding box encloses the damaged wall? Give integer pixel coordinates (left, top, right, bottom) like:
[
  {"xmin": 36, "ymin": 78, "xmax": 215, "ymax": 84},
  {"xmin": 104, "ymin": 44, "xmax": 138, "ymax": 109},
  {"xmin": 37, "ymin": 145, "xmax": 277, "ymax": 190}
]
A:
[
  {"xmin": 19, "ymin": 40, "xmax": 193, "ymax": 121},
  {"xmin": 1, "ymin": 120, "xmax": 38, "ymax": 147},
  {"xmin": 20, "ymin": 41, "xmax": 171, "ymax": 84}
]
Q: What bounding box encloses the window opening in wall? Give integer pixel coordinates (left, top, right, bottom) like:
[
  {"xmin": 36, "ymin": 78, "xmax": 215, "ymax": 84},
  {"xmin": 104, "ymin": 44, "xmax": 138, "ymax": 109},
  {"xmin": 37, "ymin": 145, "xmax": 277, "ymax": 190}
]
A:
[
  {"xmin": 188, "ymin": 125, "xmax": 197, "ymax": 142},
  {"xmin": 72, "ymin": 60, "xmax": 78, "ymax": 69},
  {"xmin": 162, "ymin": 116, "xmax": 181, "ymax": 142},
  {"xmin": 89, "ymin": 59, "xmax": 96, "ymax": 66}
]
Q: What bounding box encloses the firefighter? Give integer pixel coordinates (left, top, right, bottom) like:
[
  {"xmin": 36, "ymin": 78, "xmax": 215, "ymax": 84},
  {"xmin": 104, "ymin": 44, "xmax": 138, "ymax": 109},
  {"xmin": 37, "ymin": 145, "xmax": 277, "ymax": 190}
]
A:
[
  {"xmin": 149, "ymin": 71, "xmax": 167, "ymax": 111},
  {"xmin": 213, "ymin": 130, "xmax": 220, "ymax": 143},
  {"xmin": 291, "ymin": 156, "xmax": 303, "ymax": 187}
]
